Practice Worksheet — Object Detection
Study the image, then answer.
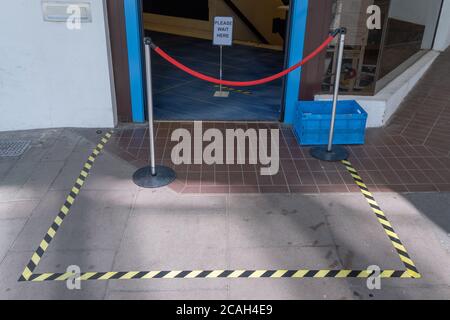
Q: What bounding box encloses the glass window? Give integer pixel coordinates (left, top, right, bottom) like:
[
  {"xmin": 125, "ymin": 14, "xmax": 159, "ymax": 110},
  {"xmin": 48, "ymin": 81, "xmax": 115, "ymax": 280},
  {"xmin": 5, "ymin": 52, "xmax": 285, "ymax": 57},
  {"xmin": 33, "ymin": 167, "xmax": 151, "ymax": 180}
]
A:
[{"xmin": 321, "ymin": 0, "xmax": 443, "ymax": 96}]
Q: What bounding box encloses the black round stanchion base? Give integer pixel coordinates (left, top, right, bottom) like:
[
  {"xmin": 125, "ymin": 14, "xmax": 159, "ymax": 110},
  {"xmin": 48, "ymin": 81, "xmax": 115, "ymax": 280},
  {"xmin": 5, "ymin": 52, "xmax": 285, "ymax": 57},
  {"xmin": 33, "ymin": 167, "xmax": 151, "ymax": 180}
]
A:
[
  {"xmin": 310, "ymin": 146, "xmax": 349, "ymax": 162},
  {"xmin": 133, "ymin": 165, "xmax": 177, "ymax": 188}
]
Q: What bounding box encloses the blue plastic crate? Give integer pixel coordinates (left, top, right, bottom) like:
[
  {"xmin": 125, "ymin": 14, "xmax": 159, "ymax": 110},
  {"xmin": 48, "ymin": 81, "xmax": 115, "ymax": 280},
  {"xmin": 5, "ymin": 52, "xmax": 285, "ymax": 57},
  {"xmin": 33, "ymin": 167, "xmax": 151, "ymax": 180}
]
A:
[{"xmin": 294, "ymin": 100, "xmax": 368, "ymax": 146}]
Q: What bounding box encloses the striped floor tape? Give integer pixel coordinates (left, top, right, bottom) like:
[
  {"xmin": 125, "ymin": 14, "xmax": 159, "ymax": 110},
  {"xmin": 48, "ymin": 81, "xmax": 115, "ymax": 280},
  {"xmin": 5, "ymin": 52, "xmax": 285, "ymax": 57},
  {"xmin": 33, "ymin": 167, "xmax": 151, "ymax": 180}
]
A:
[
  {"xmin": 18, "ymin": 142, "xmax": 420, "ymax": 282},
  {"xmin": 18, "ymin": 131, "xmax": 113, "ymax": 282},
  {"xmin": 341, "ymin": 160, "xmax": 420, "ymax": 279},
  {"xmin": 25, "ymin": 270, "xmax": 415, "ymax": 282},
  {"xmin": 214, "ymin": 85, "xmax": 252, "ymax": 95}
]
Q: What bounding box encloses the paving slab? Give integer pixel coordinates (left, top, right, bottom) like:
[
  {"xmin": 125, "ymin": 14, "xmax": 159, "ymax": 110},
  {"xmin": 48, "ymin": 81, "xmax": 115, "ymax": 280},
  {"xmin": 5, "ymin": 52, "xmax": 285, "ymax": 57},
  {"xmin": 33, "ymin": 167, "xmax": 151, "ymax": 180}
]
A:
[
  {"xmin": 41, "ymin": 129, "xmax": 81, "ymax": 162},
  {"xmin": 0, "ymin": 161, "xmax": 15, "ymax": 181},
  {"xmin": 49, "ymin": 138, "xmax": 98, "ymax": 191},
  {"xmin": 228, "ymin": 246, "xmax": 342, "ymax": 270},
  {"xmin": 106, "ymin": 278, "xmax": 230, "ymax": 295},
  {"xmin": 227, "ymin": 278, "xmax": 355, "ymax": 300},
  {"xmin": 15, "ymin": 160, "xmax": 65, "ymax": 200},
  {"xmin": 0, "ymin": 219, "xmax": 27, "ymax": 263},
  {"xmin": 11, "ymin": 212, "xmax": 65, "ymax": 253},
  {"xmin": 0, "ymin": 252, "xmax": 109, "ymax": 300},
  {"xmin": 106, "ymin": 288, "xmax": 229, "ymax": 300},
  {"xmin": 35, "ymin": 249, "xmax": 116, "ymax": 275},
  {"xmin": 82, "ymin": 152, "xmax": 140, "ymax": 192},
  {"xmin": 348, "ymin": 283, "xmax": 450, "ymax": 300},
  {"xmin": 46, "ymin": 190, "xmax": 134, "ymax": 252},
  {"xmin": 0, "ymin": 200, "xmax": 39, "ymax": 220},
  {"xmin": 133, "ymin": 189, "xmax": 227, "ymax": 216},
  {"xmin": 386, "ymin": 214, "xmax": 450, "ymax": 285},
  {"xmin": 113, "ymin": 212, "xmax": 227, "ymax": 271},
  {"xmin": 11, "ymin": 190, "xmax": 135, "ymax": 252},
  {"xmin": 0, "ymin": 161, "xmax": 40, "ymax": 202},
  {"xmin": 228, "ymin": 195, "xmax": 334, "ymax": 248},
  {"xmin": 14, "ymin": 129, "xmax": 62, "ymax": 163},
  {"xmin": 2, "ymin": 128, "xmax": 450, "ymax": 299}
]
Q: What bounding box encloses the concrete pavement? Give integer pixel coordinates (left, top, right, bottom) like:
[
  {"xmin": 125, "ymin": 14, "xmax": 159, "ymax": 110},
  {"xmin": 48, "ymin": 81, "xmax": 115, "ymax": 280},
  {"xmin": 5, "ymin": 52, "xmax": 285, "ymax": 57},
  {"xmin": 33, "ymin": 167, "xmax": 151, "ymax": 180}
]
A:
[{"xmin": 0, "ymin": 128, "xmax": 449, "ymax": 300}]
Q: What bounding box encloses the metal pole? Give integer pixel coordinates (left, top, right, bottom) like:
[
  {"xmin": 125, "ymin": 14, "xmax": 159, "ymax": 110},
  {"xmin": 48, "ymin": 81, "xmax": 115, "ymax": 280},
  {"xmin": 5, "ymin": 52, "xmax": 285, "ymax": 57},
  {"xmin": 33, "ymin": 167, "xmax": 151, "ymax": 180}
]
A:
[
  {"xmin": 219, "ymin": 45, "xmax": 223, "ymax": 93},
  {"xmin": 214, "ymin": 45, "xmax": 228, "ymax": 97},
  {"xmin": 132, "ymin": 37, "xmax": 177, "ymax": 188},
  {"xmin": 310, "ymin": 28, "xmax": 349, "ymax": 162},
  {"xmin": 327, "ymin": 31, "xmax": 346, "ymax": 152},
  {"xmin": 144, "ymin": 38, "xmax": 157, "ymax": 176}
]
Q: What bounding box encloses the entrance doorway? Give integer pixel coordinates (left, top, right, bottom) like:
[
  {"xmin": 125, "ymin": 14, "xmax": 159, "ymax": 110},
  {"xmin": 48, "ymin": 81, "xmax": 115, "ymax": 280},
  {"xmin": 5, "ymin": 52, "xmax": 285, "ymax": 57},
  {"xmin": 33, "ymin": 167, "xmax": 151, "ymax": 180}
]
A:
[{"xmin": 142, "ymin": 0, "xmax": 289, "ymax": 121}]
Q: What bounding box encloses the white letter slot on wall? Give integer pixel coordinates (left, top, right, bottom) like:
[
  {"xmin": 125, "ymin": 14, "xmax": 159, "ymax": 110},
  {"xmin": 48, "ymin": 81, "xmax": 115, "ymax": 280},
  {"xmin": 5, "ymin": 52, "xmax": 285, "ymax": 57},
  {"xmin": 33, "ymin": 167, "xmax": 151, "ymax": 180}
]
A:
[{"xmin": 42, "ymin": 1, "xmax": 92, "ymax": 23}]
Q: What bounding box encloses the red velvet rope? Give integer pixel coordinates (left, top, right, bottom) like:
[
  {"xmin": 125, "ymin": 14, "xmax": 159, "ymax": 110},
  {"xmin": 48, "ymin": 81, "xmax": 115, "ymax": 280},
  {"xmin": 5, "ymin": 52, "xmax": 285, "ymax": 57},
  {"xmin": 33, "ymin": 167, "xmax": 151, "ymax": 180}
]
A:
[{"xmin": 153, "ymin": 35, "xmax": 335, "ymax": 87}]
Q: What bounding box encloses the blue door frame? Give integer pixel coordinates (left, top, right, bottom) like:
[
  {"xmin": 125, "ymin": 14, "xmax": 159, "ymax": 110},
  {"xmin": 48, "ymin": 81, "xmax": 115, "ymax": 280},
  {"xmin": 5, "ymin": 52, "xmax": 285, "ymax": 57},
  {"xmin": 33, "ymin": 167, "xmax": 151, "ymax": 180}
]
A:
[
  {"xmin": 124, "ymin": 0, "xmax": 145, "ymax": 122},
  {"xmin": 123, "ymin": 0, "xmax": 309, "ymax": 124},
  {"xmin": 283, "ymin": 0, "xmax": 309, "ymax": 124}
]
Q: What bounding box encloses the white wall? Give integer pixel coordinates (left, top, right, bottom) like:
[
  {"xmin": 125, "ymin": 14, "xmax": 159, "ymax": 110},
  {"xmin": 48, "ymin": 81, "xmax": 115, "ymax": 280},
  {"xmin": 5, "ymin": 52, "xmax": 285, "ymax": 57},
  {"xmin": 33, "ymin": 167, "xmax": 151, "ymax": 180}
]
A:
[
  {"xmin": 434, "ymin": 0, "xmax": 450, "ymax": 51},
  {"xmin": 0, "ymin": 0, "xmax": 116, "ymax": 131}
]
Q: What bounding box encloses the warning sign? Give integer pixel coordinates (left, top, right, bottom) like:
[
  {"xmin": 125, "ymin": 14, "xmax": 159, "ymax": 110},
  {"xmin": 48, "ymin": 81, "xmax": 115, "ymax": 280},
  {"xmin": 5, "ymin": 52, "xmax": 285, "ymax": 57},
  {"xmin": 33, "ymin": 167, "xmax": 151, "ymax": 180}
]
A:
[{"xmin": 213, "ymin": 16, "xmax": 234, "ymax": 46}]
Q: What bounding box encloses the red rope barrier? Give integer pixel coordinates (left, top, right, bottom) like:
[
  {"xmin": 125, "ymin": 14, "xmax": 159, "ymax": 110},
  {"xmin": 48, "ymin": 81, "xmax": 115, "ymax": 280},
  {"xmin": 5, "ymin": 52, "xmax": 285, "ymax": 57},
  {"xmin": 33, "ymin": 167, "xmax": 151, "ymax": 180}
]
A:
[{"xmin": 153, "ymin": 35, "xmax": 335, "ymax": 87}]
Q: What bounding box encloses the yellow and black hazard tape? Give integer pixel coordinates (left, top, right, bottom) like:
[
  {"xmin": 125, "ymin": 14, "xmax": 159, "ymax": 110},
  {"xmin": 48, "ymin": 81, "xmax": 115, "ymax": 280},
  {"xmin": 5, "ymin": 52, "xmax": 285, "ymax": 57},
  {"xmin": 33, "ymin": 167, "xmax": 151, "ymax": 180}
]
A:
[
  {"xmin": 341, "ymin": 160, "xmax": 420, "ymax": 279},
  {"xmin": 18, "ymin": 144, "xmax": 420, "ymax": 282},
  {"xmin": 214, "ymin": 85, "xmax": 252, "ymax": 95},
  {"xmin": 18, "ymin": 131, "xmax": 113, "ymax": 282},
  {"xmin": 24, "ymin": 269, "xmax": 416, "ymax": 282}
]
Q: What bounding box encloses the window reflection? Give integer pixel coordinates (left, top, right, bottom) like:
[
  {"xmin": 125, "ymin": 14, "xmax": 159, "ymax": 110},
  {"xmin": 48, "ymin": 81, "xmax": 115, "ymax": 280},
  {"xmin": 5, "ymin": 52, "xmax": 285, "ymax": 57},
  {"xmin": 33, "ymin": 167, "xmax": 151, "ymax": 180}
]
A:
[{"xmin": 322, "ymin": 0, "xmax": 443, "ymax": 96}]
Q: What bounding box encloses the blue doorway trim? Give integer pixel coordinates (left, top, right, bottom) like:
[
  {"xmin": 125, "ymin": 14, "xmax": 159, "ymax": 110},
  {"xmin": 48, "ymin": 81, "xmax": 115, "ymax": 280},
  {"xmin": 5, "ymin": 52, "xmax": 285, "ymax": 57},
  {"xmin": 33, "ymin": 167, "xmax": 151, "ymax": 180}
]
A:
[
  {"xmin": 283, "ymin": 0, "xmax": 309, "ymax": 124},
  {"xmin": 123, "ymin": 0, "xmax": 308, "ymax": 124},
  {"xmin": 124, "ymin": 0, "xmax": 145, "ymax": 122}
]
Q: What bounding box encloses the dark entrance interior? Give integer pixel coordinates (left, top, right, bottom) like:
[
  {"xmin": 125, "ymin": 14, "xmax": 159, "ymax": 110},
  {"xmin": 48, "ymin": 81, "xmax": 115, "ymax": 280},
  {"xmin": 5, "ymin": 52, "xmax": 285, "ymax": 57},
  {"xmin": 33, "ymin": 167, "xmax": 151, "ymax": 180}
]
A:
[{"xmin": 142, "ymin": 0, "xmax": 288, "ymax": 121}]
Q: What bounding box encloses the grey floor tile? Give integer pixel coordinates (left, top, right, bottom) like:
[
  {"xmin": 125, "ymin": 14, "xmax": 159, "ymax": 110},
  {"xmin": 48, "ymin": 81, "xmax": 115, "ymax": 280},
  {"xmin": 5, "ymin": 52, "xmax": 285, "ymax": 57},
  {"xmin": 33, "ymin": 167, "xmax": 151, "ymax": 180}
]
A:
[
  {"xmin": 82, "ymin": 153, "xmax": 139, "ymax": 191},
  {"xmin": 0, "ymin": 161, "xmax": 15, "ymax": 182},
  {"xmin": 15, "ymin": 161, "xmax": 65, "ymax": 200},
  {"xmin": 387, "ymin": 213, "xmax": 450, "ymax": 285},
  {"xmin": 349, "ymin": 282, "xmax": 450, "ymax": 300},
  {"xmin": 0, "ymin": 161, "xmax": 40, "ymax": 202},
  {"xmin": 133, "ymin": 189, "xmax": 227, "ymax": 215},
  {"xmin": 227, "ymin": 278, "xmax": 355, "ymax": 300},
  {"xmin": 228, "ymin": 195, "xmax": 334, "ymax": 248},
  {"xmin": 0, "ymin": 252, "xmax": 108, "ymax": 300},
  {"xmin": 35, "ymin": 249, "xmax": 116, "ymax": 275},
  {"xmin": 41, "ymin": 129, "xmax": 81, "ymax": 162},
  {"xmin": 0, "ymin": 219, "xmax": 28, "ymax": 263},
  {"xmin": 113, "ymin": 213, "xmax": 227, "ymax": 271},
  {"xmin": 46, "ymin": 190, "xmax": 134, "ymax": 252},
  {"xmin": 50, "ymin": 159, "xmax": 92, "ymax": 191},
  {"xmin": 11, "ymin": 214, "xmax": 61, "ymax": 253},
  {"xmin": 321, "ymin": 194, "xmax": 404, "ymax": 270},
  {"xmin": 12, "ymin": 190, "xmax": 134, "ymax": 252},
  {"xmin": 0, "ymin": 200, "xmax": 40, "ymax": 220},
  {"xmin": 26, "ymin": 190, "xmax": 69, "ymax": 219},
  {"xmin": 106, "ymin": 277, "xmax": 230, "ymax": 293},
  {"xmin": 106, "ymin": 288, "xmax": 228, "ymax": 300},
  {"xmin": 228, "ymin": 246, "xmax": 342, "ymax": 270}
]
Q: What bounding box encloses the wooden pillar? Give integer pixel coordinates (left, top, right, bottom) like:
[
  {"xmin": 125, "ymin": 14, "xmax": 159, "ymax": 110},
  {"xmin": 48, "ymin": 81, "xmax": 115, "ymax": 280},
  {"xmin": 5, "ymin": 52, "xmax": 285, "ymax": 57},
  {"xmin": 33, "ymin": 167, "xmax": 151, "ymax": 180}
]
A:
[{"xmin": 106, "ymin": 0, "xmax": 133, "ymax": 122}]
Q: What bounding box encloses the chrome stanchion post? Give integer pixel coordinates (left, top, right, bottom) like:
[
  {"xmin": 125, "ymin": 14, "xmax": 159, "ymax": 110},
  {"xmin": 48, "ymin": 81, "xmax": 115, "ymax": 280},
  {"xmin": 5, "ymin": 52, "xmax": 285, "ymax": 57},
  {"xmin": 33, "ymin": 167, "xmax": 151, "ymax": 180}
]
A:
[
  {"xmin": 214, "ymin": 45, "xmax": 229, "ymax": 98},
  {"xmin": 311, "ymin": 28, "xmax": 349, "ymax": 162},
  {"xmin": 145, "ymin": 38, "xmax": 157, "ymax": 177},
  {"xmin": 133, "ymin": 38, "xmax": 177, "ymax": 188}
]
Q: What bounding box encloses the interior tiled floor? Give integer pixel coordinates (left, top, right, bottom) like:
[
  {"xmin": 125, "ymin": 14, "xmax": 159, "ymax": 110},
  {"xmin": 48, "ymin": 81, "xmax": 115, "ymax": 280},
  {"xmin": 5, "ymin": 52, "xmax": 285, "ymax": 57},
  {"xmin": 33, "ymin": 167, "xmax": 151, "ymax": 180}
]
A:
[
  {"xmin": 106, "ymin": 48, "xmax": 450, "ymax": 194},
  {"xmin": 147, "ymin": 31, "xmax": 284, "ymax": 121}
]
